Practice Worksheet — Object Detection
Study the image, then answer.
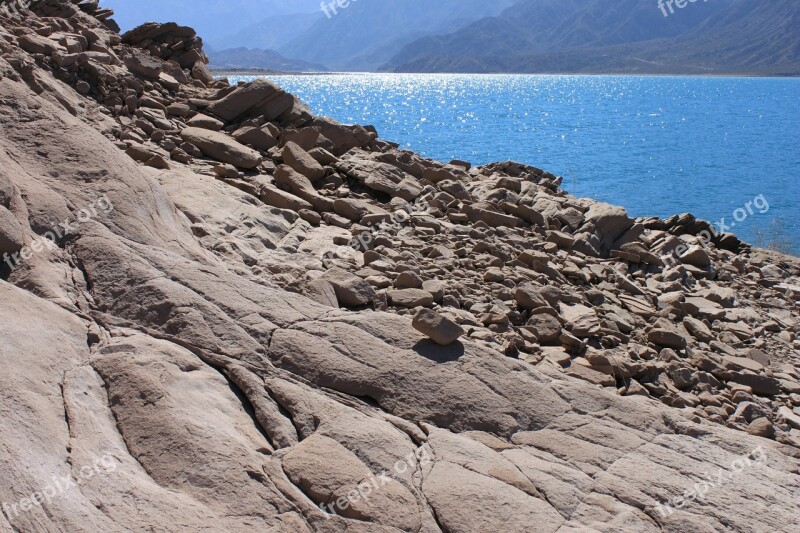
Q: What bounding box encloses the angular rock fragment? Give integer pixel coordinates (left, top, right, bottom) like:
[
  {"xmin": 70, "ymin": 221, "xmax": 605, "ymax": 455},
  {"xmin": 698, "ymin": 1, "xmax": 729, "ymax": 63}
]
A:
[
  {"xmin": 319, "ymin": 267, "xmax": 377, "ymax": 307},
  {"xmin": 412, "ymin": 309, "xmax": 465, "ymax": 345},
  {"xmin": 180, "ymin": 127, "xmax": 262, "ymax": 169},
  {"xmin": 282, "ymin": 141, "xmax": 326, "ymax": 182}
]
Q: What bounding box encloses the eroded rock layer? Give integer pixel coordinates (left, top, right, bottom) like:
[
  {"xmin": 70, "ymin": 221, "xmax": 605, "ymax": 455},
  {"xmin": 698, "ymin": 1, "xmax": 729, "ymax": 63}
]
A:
[{"xmin": 0, "ymin": 2, "xmax": 799, "ymax": 532}]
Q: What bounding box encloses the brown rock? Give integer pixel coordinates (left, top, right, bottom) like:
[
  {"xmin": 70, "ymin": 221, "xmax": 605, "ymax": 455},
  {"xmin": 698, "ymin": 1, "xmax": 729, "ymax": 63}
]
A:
[
  {"xmin": 321, "ymin": 267, "xmax": 377, "ymax": 307},
  {"xmin": 180, "ymin": 127, "xmax": 262, "ymax": 169},
  {"xmin": 746, "ymin": 418, "xmax": 775, "ymax": 439},
  {"xmin": 388, "ymin": 289, "xmax": 434, "ymax": 308},
  {"xmin": 412, "ymin": 309, "xmax": 465, "ymax": 345},
  {"xmin": 648, "ymin": 328, "xmax": 687, "ymax": 350},
  {"xmin": 233, "ymin": 126, "xmax": 277, "ymax": 151},
  {"xmin": 282, "ymin": 141, "xmax": 326, "ymax": 182}
]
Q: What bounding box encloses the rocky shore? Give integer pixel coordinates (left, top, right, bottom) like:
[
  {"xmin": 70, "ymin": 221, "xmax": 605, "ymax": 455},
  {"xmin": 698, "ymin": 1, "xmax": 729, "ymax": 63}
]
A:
[{"xmin": 1, "ymin": 2, "xmax": 799, "ymax": 532}]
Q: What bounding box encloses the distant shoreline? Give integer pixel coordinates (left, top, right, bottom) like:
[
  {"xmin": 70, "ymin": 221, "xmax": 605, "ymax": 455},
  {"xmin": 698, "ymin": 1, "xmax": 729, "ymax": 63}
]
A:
[{"xmin": 212, "ymin": 70, "xmax": 800, "ymax": 79}]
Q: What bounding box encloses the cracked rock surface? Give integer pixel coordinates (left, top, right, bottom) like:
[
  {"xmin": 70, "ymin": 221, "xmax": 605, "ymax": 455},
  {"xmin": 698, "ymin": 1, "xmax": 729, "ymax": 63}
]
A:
[{"xmin": 0, "ymin": 2, "xmax": 799, "ymax": 532}]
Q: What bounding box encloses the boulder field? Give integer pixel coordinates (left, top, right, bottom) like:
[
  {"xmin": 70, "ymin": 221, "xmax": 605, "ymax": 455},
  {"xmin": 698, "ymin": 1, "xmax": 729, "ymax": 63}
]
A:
[{"xmin": 0, "ymin": 2, "xmax": 799, "ymax": 532}]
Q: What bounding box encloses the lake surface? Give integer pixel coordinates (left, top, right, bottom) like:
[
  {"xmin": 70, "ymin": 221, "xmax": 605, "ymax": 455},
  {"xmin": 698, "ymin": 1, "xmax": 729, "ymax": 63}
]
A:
[{"xmin": 227, "ymin": 74, "xmax": 800, "ymax": 254}]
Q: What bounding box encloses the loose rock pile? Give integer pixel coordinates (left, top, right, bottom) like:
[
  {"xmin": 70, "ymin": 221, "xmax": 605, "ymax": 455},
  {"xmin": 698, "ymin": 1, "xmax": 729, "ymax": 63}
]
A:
[{"xmin": 1, "ymin": 3, "xmax": 799, "ymax": 531}]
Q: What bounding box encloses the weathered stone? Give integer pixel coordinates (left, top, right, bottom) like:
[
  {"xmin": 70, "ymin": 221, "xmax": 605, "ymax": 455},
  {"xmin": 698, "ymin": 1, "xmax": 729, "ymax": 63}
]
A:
[
  {"xmin": 180, "ymin": 127, "xmax": 262, "ymax": 168},
  {"xmin": 729, "ymin": 373, "xmax": 782, "ymax": 396},
  {"xmin": 412, "ymin": 309, "xmax": 465, "ymax": 345},
  {"xmin": 233, "ymin": 126, "xmax": 277, "ymax": 151},
  {"xmin": 388, "ymin": 289, "xmax": 434, "ymax": 308},
  {"xmin": 282, "ymin": 141, "xmax": 326, "ymax": 182},
  {"xmin": 187, "ymin": 113, "xmax": 224, "ymax": 131},
  {"xmin": 559, "ymin": 303, "xmax": 600, "ymax": 338},
  {"xmin": 515, "ymin": 284, "xmax": 548, "ymax": 310},
  {"xmin": 526, "ymin": 314, "xmax": 562, "ymax": 344},
  {"xmin": 321, "ymin": 267, "xmax": 377, "ymax": 307},
  {"xmin": 206, "ymin": 78, "xmax": 283, "ymax": 122},
  {"xmin": 648, "ymin": 328, "xmax": 687, "ymax": 350}
]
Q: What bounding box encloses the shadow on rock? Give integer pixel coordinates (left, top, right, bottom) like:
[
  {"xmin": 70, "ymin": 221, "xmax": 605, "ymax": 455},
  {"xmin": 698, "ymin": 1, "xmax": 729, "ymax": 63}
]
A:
[{"xmin": 412, "ymin": 339, "xmax": 465, "ymax": 363}]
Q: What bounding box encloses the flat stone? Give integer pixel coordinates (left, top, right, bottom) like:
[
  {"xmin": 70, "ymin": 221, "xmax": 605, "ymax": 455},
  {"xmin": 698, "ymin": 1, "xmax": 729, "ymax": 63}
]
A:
[
  {"xmin": 388, "ymin": 289, "xmax": 434, "ymax": 308},
  {"xmin": 648, "ymin": 328, "xmax": 687, "ymax": 350},
  {"xmin": 180, "ymin": 127, "xmax": 262, "ymax": 169},
  {"xmin": 728, "ymin": 373, "xmax": 782, "ymax": 396},
  {"xmin": 558, "ymin": 303, "xmax": 600, "ymax": 338}
]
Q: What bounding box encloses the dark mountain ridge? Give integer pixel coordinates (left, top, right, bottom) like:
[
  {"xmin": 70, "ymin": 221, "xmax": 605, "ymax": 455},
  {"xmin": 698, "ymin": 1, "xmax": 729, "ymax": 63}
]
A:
[{"xmin": 384, "ymin": 0, "xmax": 800, "ymax": 75}]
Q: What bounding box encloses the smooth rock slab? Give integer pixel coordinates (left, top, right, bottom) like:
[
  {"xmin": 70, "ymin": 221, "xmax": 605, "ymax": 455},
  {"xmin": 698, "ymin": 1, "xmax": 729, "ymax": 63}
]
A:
[
  {"xmin": 206, "ymin": 78, "xmax": 281, "ymax": 122},
  {"xmin": 729, "ymin": 372, "xmax": 782, "ymax": 396},
  {"xmin": 180, "ymin": 127, "xmax": 262, "ymax": 169},
  {"xmin": 388, "ymin": 289, "xmax": 434, "ymax": 308},
  {"xmin": 527, "ymin": 314, "xmax": 562, "ymax": 344},
  {"xmin": 423, "ymin": 462, "xmax": 564, "ymax": 533}
]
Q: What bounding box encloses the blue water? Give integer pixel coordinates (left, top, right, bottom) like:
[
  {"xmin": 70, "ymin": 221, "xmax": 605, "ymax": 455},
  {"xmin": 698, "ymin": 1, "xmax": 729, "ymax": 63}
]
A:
[{"xmin": 228, "ymin": 74, "xmax": 800, "ymax": 254}]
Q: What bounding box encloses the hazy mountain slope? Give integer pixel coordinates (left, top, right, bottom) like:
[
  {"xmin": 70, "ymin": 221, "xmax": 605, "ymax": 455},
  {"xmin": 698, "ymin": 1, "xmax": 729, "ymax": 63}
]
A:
[
  {"xmin": 381, "ymin": 0, "xmax": 585, "ymax": 71},
  {"xmin": 388, "ymin": 0, "xmax": 798, "ymax": 74},
  {"xmin": 207, "ymin": 47, "xmax": 329, "ymax": 72},
  {"xmin": 209, "ymin": 12, "xmax": 322, "ymax": 51},
  {"xmin": 646, "ymin": 0, "xmax": 800, "ymax": 73},
  {"xmin": 540, "ymin": 0, "xmax": 736, "ymax": 48},
  {"xmin": 278, "ymin": 0, "xmax": 518, "ymax": 71},
  {"xmin": 385, "ymin": 0, "xmax": 734, "ymax": 70}
]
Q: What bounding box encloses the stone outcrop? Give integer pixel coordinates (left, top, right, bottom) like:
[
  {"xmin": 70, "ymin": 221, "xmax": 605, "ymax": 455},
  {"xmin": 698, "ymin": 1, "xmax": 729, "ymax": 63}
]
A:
[{"xmin": 0, "ymin": 3, "xmax": 798, "ymax": 532}]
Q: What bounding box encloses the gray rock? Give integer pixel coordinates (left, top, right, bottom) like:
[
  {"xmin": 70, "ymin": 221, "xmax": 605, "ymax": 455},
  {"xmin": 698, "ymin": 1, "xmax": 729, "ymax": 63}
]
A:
[
  {"xmin": 388, "ymin": 288, "xmax": 434, "ymax": 308},
  {"xmin": 412, "ymin": 309, "xmax": 465, "ymax": 345},
  {"xmin": 282, "ymin": 141, "xmax": 325, "ymax": 182},
  {"xmin": 321, "ymin": 267, "xmax": 377, "ymax": 307},
  {"xmin": 180, "ymin": 127, "xmax": 262, "ymax": 169},
  {"xmin": 648, "ymin": 328, "xmax": 687, "ymax": 350}
]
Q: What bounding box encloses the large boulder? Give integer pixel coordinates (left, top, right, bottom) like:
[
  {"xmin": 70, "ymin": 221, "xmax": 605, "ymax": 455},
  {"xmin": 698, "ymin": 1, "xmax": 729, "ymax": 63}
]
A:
[
  {"xmin": 206, "ymin": 79, "xmax": 297, "ymax": 123},
  {"xmin": 321, "ymin": 267, "xmax": 377, "ymax": 307},
  {"xmin": 122, "ymin": 22, "xmax": 196, "ymax": 45},
  {"xmin": 515, "ymin": 284, "xmax": 549, "ymax": 310},
  {"xmin": 412, "ymin": 309, "xmax": 465, "ymax": 345},
  {"xmin": 579, "ymin": 203, "xmax": 634, "ymax": 256},
  {"xmin": 336, "ymin": 153, "xmax": 422, "ymax": 201},
  {"xmin": 282, "ymin": 142, "xmax": 325, "ymax": 182},
  {"xmin": 180, "ymin": 127, "xmax": 262, "ymax": 169},
  {"xmin": 233, "ymin": 126, "xmax": 277, "ymax": 151},
  {"xmin": 19, "ymin": 34, "xmax": 62, "ymax": 55},
  {"xmin": 122, "ymin": 49, "xmax": 163, "ymax": 78},
  {"xmin": 273, "ymin": 165, "xmax": 333, "ymax": 212},
  {"xmin": 312, "ymin": 118, "xmax": 374, "ymax": 155}
]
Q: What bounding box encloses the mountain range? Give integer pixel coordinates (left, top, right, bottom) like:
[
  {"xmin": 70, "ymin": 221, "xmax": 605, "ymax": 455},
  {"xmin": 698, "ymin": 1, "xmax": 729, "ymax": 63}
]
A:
[
  {"xmin": 275, "ymin": 0, "xmax": 519, "ymax": 71},
  {"xmin": 101, "ymin": 0, "xmax": 800, "ymax": 75},
  {"xmin": 383, "ymin": 0, "xmax": 800, "ymax": 75}
]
